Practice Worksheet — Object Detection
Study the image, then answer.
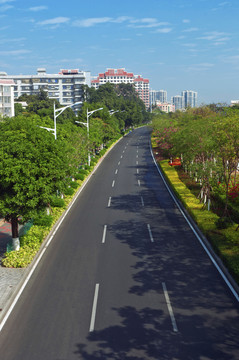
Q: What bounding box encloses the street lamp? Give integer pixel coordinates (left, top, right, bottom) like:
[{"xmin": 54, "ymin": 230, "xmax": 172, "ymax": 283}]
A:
[
  {"xmin": 40, "ymin": 101, "xmax": 82, "ymax": 139},
  {"xmin": 109, "ymin": 109, "xmax": 119, "ymax": 116},
  {"xmin": 75, "ymin": 107, "xmax": 103, "ymax": 166}
]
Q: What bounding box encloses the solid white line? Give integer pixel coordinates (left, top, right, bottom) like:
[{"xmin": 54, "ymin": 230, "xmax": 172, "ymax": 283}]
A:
[
  {"xmin": 138, "ymin": 180, "xmax": 141, "ymax": 187},
  {"xmin": 150, "ymin": 142, "xmax": 239, "ymax": 302},
  {"xmin": 108, "ymin": 197, "xmax": 111, "ymax": 207},
  {"xmin": 115, "ymin": 169, "xmax": 118, "ymax": 174},
  {"xmin": 141, "ymin": 196, "xmax": 144, "ymax": 207},
  {"xmin": 162, "ymin": 282, "xmax": 178, "ymax": 332},
  {"xmin": 147, "ymin": 224, "xmax": 154, "ymax": 242},
  {"xmin": 89, "ymin": 283, "xmax": 99, "ymax": 332},
  {"xmin": 102, "ymin": 225, "xmax": 107, "ymax": 243},
  {"xmin": 112, "ymin": 180, "xmax": 115, "ymax": 187}
]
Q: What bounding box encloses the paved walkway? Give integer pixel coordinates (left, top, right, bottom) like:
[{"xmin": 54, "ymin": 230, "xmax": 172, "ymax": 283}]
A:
[{"xmin": 0, "ymin": 219, "xmax": 26, "ymax": 319}]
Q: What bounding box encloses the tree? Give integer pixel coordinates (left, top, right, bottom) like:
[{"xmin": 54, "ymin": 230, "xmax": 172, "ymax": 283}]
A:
[{"xmin": 0, "ymin": 116, "xmax": 71, "ymax": 250}]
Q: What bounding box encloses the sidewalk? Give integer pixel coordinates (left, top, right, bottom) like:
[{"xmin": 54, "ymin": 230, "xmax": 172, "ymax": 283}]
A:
[{"xmin": 0, "ymin": 219, "xmax": 26, "ymax": 318}]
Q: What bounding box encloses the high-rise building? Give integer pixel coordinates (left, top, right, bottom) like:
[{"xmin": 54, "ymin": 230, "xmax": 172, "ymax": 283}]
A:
[
  {"xmin": 91, "ymin": 68, "xmax": 150, "ymax": 108},
  {"xmin": 171, "ymin": 95, "xmax": 183, "ymax": 111},
  {"xmin": 0, "ymin": 78, "xmax": 15, "ymax": 117},
  {"xmin": 181, "ymin": 90, "xmax": 197, "ymax": 108},
  {"xmin": 1, "ymin": 68, "xmax": 91, "ymax": 113},
  {"xmin": 150, "ymin": 90, "xmax": 167, "ymax": 106}
]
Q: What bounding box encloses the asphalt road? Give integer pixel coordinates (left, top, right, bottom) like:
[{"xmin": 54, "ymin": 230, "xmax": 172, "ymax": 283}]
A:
[{"xmin": 1, "ymin": 127, "xmax": 239, "ymax": 360}]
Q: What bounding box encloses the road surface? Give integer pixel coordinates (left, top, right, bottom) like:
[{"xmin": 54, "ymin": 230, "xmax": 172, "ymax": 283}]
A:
[{"xmin": 1, "ymin": 126, "xmax": 239, "ymax": 360}]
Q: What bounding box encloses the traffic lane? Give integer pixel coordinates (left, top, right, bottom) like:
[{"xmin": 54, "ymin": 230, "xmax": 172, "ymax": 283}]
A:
[
  {"xmin": 76, "ymin": 129, "xmax": 239, "ymax": 359},
  {"xmin": 0, "ymin": 137, "xmax": 136, "ymax": 359}
]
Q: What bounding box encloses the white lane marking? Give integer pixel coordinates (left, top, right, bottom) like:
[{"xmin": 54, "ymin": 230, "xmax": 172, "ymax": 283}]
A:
[
  {"xmin": 136, "ymin": 155, "xmax": 138, "ymax": 158},
  {"xmin": 162, "ymin": 282, "xmax": 178, "ymax": 333},
  {"xmin": 102, "ymin": 225, "xmax": 107, "ymax": 243},
  {"xmin": 123, "ymin": 150, "xmax": 125, "ymax": 153},
  {"xmin": 137, "ymin": 169, "xmax": 139, "ymax": 174},
  {"xmin": 112, "ymin": 180, "xmax": 115, "ymax": 187},
  {"xmin": 118, "ymin": 161, "xmax": 120, "ymax": 165},
  {"xmin": 141, "ymin": 196, "xmax": 144, "ymax": 207},
  {"xmin": 136, "ymin": 161, "xmax": 138, "ymax": 165},
  {"xmin": 108, "ymin": 197, "xmax": 111, "ymax": 207},
  {"xmin": 147, "ymin": 224, "xmax": 154, "ymax": 242},
  {"xmin": 125, "ymin": 146, "xmax": 127, "ymax": 149},
  {"xmin": 115, "ymin": 169, "xmax": 118, "ymax": 175},
  {"xmin": 0, "ymin": 137, "xmax": 122, "ymax": 333},
  {"xmin": 150, "ymin": 141, "xmax": 239, "ymax": 302},
  {"xmin": 121, "ymin": 155, "xmax": 123, "ymax": 159},
  {"xmin": 138, "ymin": 180, "xmax": 141, "ymax": 187},
  {"xmin": 89, "ymin": 283, "xmax": 100, "ymax": 332}
]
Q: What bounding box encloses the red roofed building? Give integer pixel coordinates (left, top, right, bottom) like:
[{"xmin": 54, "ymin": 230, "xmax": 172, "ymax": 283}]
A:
[{"xmin": 91, "ymin": 68, "xmax": 150, "ymax": 108}]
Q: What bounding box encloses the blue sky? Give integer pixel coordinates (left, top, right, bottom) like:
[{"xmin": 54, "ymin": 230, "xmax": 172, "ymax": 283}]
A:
[{"xmin": 0, "ymin": 0, "xmax": 239, "ymax": 105}]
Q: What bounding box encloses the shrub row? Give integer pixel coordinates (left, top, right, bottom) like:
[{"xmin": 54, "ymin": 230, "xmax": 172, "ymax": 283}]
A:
[
  {"xmin": 2, "ymin": 138, "xmax": 119, "ymax": 268},
  {"xmin": 159, "ymin": 159, "xmax": 239, "ymax": 284}
]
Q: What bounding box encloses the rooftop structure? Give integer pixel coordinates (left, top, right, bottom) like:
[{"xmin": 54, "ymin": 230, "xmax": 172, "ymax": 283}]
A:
[
  {"xmin": 0, "ymin": 68, "xmax": 91, "ymax": 113},
  {"xmin": 91, "ymin": 68, "xmax": 150, "ymax": 108}
]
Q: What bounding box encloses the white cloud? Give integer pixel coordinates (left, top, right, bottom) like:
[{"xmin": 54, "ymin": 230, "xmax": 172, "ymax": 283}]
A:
[
  {"xmin": 154, "ymin": 27, "xmax": 173, "ymax": 33},
  {"xmin": 0, "ymin": 49, "xmax": 31, "ymax": 56},
  {"xmin": 38, "ymin": 17, "xmax": 70, "ymax": 26},
  {"xmin": 113, "ymin": 16, "xmax": 133, "ymax": 23},
  {"xmin": 182, "ymin": 19, "xmax": 190, "ymax": 23},
  {"xmin": 0, "ymin": 0, "xmax": 14, "ymax": 3},
  {"xmin": 197, "ymin": 31, "xmax": 230, "ymax": 45},
  {"xmin": 73, "ymin": 17, "xmax": 112, "ymax": 27},
  {"xmin": 29, "ymin": 6, "xmax": 48, "ymax": 12},
  {"xmin": 186, "ymin": 63, "xmax": 214, "ymax": 71},
  {"xmin": 0, "ymin": 37, "xmax": 26, "ymax": 44},
  {"xmin": 222, "ymin": 55, "xmax": 239, "ymax": 63},
  {"xmin": 0, "ymin": 4, "xmax": 13, "ymax": 11},
  {"xmin": 129, "ymin": 18, "xmax": 170, "ymax": 28},
  {"xmin": 183, "ymin": 27, "xmax": 199, "ymax": 32}
]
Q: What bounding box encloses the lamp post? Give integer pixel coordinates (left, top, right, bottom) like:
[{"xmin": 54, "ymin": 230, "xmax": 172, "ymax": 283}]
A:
[
  {"xmin": 109, "ymin": 109, "xmax": 119, "ymax": 116},
  {"xmin": 75, "ymin": 107, "xmax": 103, "ymax": 166},
  {"xmin": 40, "ymin": 101, "xmax": 82, "ymax": 139}
]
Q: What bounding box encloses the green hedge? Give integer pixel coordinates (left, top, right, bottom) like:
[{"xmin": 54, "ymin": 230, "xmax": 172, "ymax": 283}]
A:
[
  {"xmin": 159, "ymin": 159, "xmax": 239, "ymax": 284},
  {"xmin": 1, "ymin": 138, "xmax": 118, "ymax": 268}
]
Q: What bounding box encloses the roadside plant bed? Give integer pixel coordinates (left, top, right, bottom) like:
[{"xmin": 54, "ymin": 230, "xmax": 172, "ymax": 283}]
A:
[
  {"xmin": 1, "ymin": 137, "xmax": 121, "ymax": 268},
  {"xmin": 159, "ymin": 159, "xmax": 239, "ymax": 284}
]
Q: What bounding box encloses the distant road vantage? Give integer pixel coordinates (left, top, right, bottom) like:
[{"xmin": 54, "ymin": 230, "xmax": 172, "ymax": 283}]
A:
[{"xmin": 1, "ymin": 127, "xmax": 239, "ymax": 360}]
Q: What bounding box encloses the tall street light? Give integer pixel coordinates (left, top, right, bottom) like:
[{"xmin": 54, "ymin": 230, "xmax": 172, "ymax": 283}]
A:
[
  {"xmin": 40, "ymin": 101, "xmax": 82, "ymax": 139},
  {"xmin": 76, "ymin": 107, "xmax": 103, "ymax": 166}
]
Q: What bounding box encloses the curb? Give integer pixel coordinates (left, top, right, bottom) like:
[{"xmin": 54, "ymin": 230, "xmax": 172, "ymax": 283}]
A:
[
  {"xmin": 150, "ymin": 142, "xmax": 239, "ymax": 302},
  {"xmin": 0, "ymin": 135, "xmax": 123, "ymax": 330}
]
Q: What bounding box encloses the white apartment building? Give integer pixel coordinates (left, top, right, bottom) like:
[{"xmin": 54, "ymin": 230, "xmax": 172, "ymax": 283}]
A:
[
  {"xmin": 150, "ymin": 90, "xmax": 167, "ymax": 106},
  {"xmin": 0, "ymin": 78, "xmax": 15, "ymax": 117},
  {"xmin": 171, "ymin": 95, "xmax": 183, "ymax": 111},
  {"xmin": 91, "ymin": 68, "xmax": 150, "ymax": 108},
  {"xmin": 181, "ymin": 90, "xmax": 197, "ymax": 108},
  {"xmin": 0, "ymin": 68, "xmax": 91, "ymax": 113}
]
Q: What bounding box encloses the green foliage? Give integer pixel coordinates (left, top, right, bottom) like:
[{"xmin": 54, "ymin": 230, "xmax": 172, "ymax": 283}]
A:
[
  {"xmin": 33, "ymin": 214, "xmax": 54, "ymax": 227},
  {"xmin": 0, "ymin": 117, "xmax": 71, "ymax": 230},
  {"xmin": 50, "ymin": 195, "xmax": 65, "ymax": 208},
  {"xmin": 215, "ymin": 217, "xmax": 232, "ymax": 229},
  {"xmin": 64, "ymin": 187, "xmax": 74, "ymax": 196},
  {"xmin": 158, "ymin": 158, "xmax": 239, "ymax": 285}
]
